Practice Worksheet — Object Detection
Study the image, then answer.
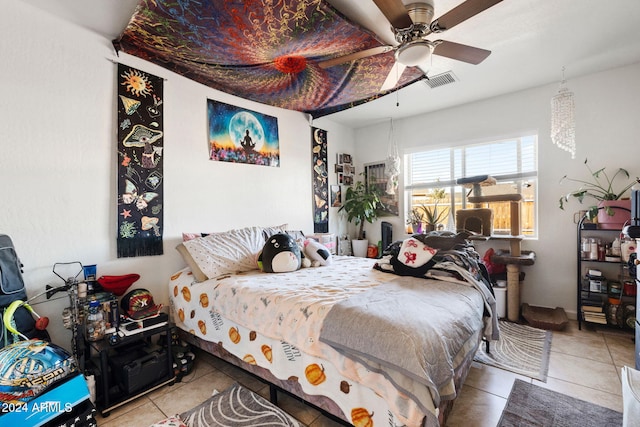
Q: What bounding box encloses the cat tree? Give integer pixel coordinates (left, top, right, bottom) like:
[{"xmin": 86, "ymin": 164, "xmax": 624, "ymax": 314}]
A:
[{"xmin": 456, "ymin": 175, "xmax": 535, "ymax": 321}]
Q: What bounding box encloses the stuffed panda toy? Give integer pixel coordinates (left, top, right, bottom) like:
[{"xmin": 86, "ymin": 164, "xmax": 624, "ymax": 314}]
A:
[
  {"xmin": 303, "ymin": 239, "xmax": 332, "ymax": 266},
  {"xmin": 258, "ymin": 233, "xmax": 301, "ymax": 273}
]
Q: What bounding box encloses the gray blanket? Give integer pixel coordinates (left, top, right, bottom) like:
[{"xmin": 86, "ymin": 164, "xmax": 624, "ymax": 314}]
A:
[{"xmin": 319, "ymin": 275, "xmax": 487, "ymax": 409}]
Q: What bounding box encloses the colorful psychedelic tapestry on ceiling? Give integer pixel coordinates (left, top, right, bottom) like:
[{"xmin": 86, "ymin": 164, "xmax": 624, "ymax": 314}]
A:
[
  {"xmin": 113, "ymin": 0, "xmax": 425, "ymax": 118},
  {"xmin": 116, "ymin": 64, "xmax": 164, "ymax": 258},
  {"xmin": 208, "ymin": 100, "xmax": 280, "ymax": 167}
]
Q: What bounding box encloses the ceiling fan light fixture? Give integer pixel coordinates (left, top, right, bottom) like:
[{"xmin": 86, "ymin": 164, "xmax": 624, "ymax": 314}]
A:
[
  {"xmin": 395, "ymin": 40, "xmax": 432, "ymax": 67},
  {"xmin": 405, "ymin": 1, "xmax": 435, "ymax": 25}
]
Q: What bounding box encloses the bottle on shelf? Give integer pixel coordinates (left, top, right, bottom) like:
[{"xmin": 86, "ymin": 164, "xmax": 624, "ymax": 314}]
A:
[
  {"xmin": 598, "ymin": 243, "xmax": 606, "ymax": 261},
  {"xmin": 85, "ymin": 299, "xmax": 105, "ymax": 342},
  {"xmin": 590, "ymin": 238, "xmax": 598, "ymax": 260},
  {"xmin": 612, "ymin": 237, "xmax": 621, "ymax": 257},
  {"xmin": 581, "ymin": 237, "xmax": 590, "ymax": 259}
]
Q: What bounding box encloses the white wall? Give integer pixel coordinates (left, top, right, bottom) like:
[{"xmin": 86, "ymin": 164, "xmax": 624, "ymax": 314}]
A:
[
  {"xmin": 0, "ymin": 1, "xmax": 354, "ymax": 350},
  {"xmin": 353, "ymin": 61, "xmax": 640, "ymax": 318}
]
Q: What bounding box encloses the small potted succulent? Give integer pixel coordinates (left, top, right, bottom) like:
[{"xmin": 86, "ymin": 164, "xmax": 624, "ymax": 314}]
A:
[
  {"xmin": 418, "ymin": 187, "xmax": 448, "ymax": 232},
  {"xmin": 558, "ymin": 158, "xmax": 638, "ymax": 228},
  {"xmin": 406, "ymin": 208, "xmax": 423, "ymax": 234}
]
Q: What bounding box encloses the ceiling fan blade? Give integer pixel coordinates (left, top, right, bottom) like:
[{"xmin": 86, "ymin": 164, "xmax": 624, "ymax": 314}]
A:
[
  {"xmin": 372, "ymin": 0, "xmax": 413, "ymax": 29},
  {"xmin": 433, "ymin": 0, "xmax": 503, "ymax": 31},
  {"xmin": 318, "ymin": 45, "xmax": 393, "ymax": 69},
  {"xmin": 433, "ymin": 40, "xmax": 491, "ymax": 64},
  {"xmin": 380, "ymin": 62, "xmax": 407, "ymax": 92}
]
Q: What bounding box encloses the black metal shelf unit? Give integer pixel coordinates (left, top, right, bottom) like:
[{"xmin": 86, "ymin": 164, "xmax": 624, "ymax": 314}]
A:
[
  {"xmin": 82, "ymin": 322, "xmax": 175, "ymax": 417},
  {"xmin": 576, "ymin": 208, "xmax": 632, "ymax": 330}
]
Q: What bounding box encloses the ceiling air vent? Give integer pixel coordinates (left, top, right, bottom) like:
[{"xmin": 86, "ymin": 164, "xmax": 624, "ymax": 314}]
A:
[{"xmin": 424, "ymin": 71, "xmax": 458, "ymax": 89}]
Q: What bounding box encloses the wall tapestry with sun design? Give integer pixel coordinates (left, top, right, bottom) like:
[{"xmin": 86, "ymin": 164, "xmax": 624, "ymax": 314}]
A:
[
  {"xmin": 208, "ymin": 99, "xmax": 280, "ymax": 167},
  {"xmin": 117, "ymin": 63, "xmax": 164, "ymax": 258},
  {"xmin": 312, "ymin": 127, "xmax": 328, "ymax": 233}
]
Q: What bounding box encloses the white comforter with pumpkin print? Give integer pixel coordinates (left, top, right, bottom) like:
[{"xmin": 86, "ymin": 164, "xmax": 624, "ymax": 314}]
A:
[{"xmin": 169, "ymin": 256, "xmax": 485, "ymax": 427}]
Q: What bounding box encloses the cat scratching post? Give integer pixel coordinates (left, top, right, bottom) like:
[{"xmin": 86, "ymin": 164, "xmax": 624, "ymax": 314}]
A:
[
  {"xmin": 456, "ymin": 176, "xmax": 536, "ymax": 322},
  {"xmin": 456, "ymin": 175, "xmax": 495, "ymax": 236}
]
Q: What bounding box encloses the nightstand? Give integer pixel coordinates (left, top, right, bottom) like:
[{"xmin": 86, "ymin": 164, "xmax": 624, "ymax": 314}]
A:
[{"xmin": 83, "ymin": 321, "xmax": 174, "ymax": 417}]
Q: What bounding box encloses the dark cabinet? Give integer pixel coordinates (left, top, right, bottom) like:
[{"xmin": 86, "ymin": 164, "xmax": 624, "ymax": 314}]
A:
[{"xmin": 82, "ymin": 322, "xmax": 174, "ymax": 416}]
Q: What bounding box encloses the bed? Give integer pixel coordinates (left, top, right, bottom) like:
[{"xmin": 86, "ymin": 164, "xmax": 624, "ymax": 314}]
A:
[{"xmin": 169, "ymin": 226, "xmax": 498, "ymax": 427}]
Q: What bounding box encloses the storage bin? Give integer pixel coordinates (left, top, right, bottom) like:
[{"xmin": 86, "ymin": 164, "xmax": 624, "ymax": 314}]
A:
[
  {"xmin": 494, "ymin": 287, "xmax": 507, "ymax": 319},
  {"xmin": 110, "ymin": 348, "xmax": 169, "ymax": 394}
]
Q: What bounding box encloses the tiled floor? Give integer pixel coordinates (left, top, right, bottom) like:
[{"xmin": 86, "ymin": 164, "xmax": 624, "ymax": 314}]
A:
[{"xmin": 95, "ymin": 320, "xmax": 634, "ymax": 427}]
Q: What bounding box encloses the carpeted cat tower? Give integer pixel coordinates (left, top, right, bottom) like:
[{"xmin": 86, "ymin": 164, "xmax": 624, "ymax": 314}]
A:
[{"xmin": 456, "ymin": 175, "xmax": 536, "ymax": 322}]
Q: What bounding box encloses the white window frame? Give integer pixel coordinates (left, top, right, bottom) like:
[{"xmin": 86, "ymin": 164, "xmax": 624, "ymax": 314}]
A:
[{"xmin": 404, "ymin": 134, "xmax": 538, "ymax": 238}]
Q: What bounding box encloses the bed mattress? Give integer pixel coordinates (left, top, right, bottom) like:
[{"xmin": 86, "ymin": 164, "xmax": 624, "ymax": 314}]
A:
[{"xmin": 169, "ymin": 256, "xmax": 486, "ymax": 427}]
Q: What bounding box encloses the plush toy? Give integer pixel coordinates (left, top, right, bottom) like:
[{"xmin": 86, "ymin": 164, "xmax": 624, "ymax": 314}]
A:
[
  {"xmin": 390, "ymin": 237, "xmax": 438, "ymax": 277},
  {"xmin": 303, "ymin": 239, "xmax": 332, "ymax": 267},
  {"xmin": 258, "ymin": 233, "xmax": 301, "ymax": 273},
  {"xmin": 300, "ymin": 254, "xmax": 312, "ymax": 268}
]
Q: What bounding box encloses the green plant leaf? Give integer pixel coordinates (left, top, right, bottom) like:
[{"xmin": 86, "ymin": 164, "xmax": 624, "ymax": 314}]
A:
[
  {"xmin": 558, "ymin": 159, "xmax": 637, "ymax": 216},
  {"xmin": 339, "ymin": 178, "xmax": 381, "ymax": 239}
]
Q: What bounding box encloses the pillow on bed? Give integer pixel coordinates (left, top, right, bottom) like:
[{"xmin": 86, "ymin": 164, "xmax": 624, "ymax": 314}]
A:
[
  {"xmin": 261, "ymin": 223, "xmax": 289, "ymax": 239},
  {"xmin": 412, "ymin": 230, "xmax": 471, "ymax": 251},
  {"xmin": 182, "ymin": 232, "xmax": 205, "ymax": 242},
  {"xmin": 390, "ymin": 237, "xmax": 438, "ymax": 277},
  {"xmin": 184, "ymin": 224, "xmax": 287, "ymax": 242},
  {"xmin": 183, "ymin": 226, "xmax": 266, "ymax": 279},
  {"xmin": 175, "ymin": 243, "xmax": 208, "ymax": 282}
]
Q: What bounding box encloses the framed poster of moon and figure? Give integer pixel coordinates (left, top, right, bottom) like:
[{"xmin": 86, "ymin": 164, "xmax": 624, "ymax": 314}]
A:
[{"xmin": 207, "ymin": 99, "xmax": 280, "ymax": 167}]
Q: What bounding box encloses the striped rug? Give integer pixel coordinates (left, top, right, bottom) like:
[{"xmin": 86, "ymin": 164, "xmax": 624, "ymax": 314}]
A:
[
  {"xmin": 179, "ymin": 383, "xmax": 301, "ymax": 427},
  {"xmin": 474, "ymin": 320, "xmax": 552, "ymax": 381}
]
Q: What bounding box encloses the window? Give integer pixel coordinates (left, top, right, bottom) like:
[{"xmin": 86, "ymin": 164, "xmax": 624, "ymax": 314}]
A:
[{"xmin": 404, "ymin": 135, "xmax": 538, "ymax": 237}]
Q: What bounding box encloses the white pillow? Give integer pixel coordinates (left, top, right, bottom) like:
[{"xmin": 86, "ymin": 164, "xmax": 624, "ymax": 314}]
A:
[
  {"xmin": 261, "ymin": 223, "xmax": 289, "ymax": 238},
  {"xmin": 183, "ymin": 226, "xmax": 265, "ymax": 279},
  {"xmin": 398, "ymin": 237, "xmax": 437, "ymax": 267}
]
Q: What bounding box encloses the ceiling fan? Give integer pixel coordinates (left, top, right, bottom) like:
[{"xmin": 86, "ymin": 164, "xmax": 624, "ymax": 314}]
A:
[{"xmin": 319, "ymin": 0, "xmax": 503, "ymax": 90}]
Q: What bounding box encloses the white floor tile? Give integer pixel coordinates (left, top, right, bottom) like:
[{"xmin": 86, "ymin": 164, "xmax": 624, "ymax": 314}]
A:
[{"xmin": 99, "ymin": 322, "xmax": 633, "ymax": 426}]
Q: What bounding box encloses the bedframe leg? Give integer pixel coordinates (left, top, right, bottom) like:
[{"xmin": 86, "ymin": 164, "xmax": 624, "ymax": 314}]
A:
[{"xmin": 269, "ymin": 383, "xmax": 278, "ymax": 405}]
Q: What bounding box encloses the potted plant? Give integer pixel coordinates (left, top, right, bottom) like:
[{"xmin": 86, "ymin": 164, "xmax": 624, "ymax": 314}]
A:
[
  {"xmin": 406, "ymin": 208, "xmax": 423, "ymax": 234},
  {"xmin": 418, "ymin": 188, "xmax": 448, "ymax": 232},
  {"xmin": 558, "ymin": 158, "xmax": 638, "ymax": 228},
  {"xmin": 339, "ymin": 179, "xmax": 381, "ymax": 257}
]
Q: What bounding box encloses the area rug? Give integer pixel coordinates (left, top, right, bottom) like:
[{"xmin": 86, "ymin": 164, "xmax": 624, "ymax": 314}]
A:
[
  {"xmin": 498, "ymin": 379, "xmax": 623, "ymax": 426},
  {"xmin": 474, "ymin": 320, "xmax": 552, "ymax": 381},
  {"xmin": 178, "ymin": 382, "xmax": 301, "ymax": 427}
]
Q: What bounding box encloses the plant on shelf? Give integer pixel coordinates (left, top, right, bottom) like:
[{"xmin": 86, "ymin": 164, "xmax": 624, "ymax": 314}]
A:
[
  {"xmin": 558, "ymin": 158, "xmax": 639, "ymax": 220},
  {"xmin": 418, "ymin": 187, "xmax": 448, "ymax": 232},
  {"xmin": 339, "ymin": 178, "xmax": 381, "ymax": 240}
]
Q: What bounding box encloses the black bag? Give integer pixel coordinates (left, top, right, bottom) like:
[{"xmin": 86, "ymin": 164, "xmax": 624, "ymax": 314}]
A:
[
  {"xmin": 0, "ymin": 234, "xmax": 27, "ymax": 306},
  {"xmin": 0, "ymin": 234, "xmax": 50, "ymax": 347}
]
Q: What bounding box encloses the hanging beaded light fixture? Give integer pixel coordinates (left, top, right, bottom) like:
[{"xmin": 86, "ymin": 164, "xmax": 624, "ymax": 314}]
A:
[
  {"xmin": 550, "ymin": 67, "xmax": 576, "ymax": 159},
  {"xmin": 385, "ymin": 118, "xmax": 401, "ymax": 195}
]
